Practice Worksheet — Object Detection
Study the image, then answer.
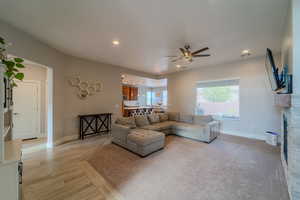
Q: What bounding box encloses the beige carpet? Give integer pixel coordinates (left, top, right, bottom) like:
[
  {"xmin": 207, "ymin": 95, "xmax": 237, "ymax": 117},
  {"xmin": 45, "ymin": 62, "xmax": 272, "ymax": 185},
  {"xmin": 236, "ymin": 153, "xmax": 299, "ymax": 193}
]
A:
[{"xmin": 88, "ymin": 134, "xmax": 289, "ymax": 200}]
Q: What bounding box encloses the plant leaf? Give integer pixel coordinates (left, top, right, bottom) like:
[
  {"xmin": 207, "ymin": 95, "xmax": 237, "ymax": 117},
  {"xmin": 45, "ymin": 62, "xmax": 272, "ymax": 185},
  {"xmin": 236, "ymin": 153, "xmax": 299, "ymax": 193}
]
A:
[
  {"xmin": 3, "ymin": 60, "xmax": 15, "ymax": 68},
  {"xmin": 4, "ymin": 71, "xmax": 14, "ymax": 78},
  {"xmin": 15, "ymin": 73, "xmax": 24, "ymax": 80},
  {"xmin": 16, "ymin": 63, "xmax": 25, "ymax": 68},
  {"xmin": 14, "ymin": 58, "xmax": 24, "ymax": 63},
  {"xmin": 12, "ymin": 68, "xmax": 19, "ymax": 72},
  {"xmin": 0, "ymin": 37, "xmax": 4, "ymax": 45}
]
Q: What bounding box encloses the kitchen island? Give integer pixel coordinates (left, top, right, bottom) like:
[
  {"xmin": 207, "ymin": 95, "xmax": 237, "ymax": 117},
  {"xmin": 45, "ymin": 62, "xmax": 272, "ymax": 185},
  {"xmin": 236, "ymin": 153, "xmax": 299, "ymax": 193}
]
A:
[
  {"xmin": 123, "ymin": 106, "xmax": 153, "ymax": 117},
  {"xmin": 123, "ymin": 106, "xmax": 166, "ymax": 117}
]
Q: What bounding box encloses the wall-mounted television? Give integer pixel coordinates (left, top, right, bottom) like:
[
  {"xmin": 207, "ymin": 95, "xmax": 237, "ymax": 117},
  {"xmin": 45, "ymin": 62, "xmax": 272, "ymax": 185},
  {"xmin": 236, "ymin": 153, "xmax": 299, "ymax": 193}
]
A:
[{"xmin": 265, "ymin": 48, "xmax": 287, "ymax": 92}]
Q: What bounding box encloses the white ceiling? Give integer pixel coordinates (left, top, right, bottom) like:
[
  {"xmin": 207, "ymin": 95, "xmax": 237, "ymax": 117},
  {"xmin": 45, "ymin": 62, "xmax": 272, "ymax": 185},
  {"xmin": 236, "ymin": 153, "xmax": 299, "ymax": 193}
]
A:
[{"xmin": 0, "ymin": 0, "xmax": 289, "ymax": 75}]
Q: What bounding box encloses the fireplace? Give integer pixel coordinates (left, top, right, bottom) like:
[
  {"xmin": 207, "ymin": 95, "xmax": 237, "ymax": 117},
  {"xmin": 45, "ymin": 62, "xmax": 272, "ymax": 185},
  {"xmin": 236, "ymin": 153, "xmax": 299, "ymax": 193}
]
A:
[{"xmin": 283, "ymin": 114, "xmax": 288, "ymax": 165}]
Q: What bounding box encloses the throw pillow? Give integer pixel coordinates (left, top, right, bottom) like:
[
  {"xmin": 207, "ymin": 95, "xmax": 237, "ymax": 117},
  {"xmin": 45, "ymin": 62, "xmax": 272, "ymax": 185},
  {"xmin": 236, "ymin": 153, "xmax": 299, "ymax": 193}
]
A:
[
  {"xmin": 135, "ymin": 115, "xmax": 150, "ymax": 127},
  {"xmin": 159, "ymin": 113, "xmax": 168, "ymax": 122},
  {"xmin": 115, "ymin": 117, "xmax": 136, "ymax": 128},
  {"xmin": 148, "ymin": 114, "xmax": 160, "ymax": 124}
]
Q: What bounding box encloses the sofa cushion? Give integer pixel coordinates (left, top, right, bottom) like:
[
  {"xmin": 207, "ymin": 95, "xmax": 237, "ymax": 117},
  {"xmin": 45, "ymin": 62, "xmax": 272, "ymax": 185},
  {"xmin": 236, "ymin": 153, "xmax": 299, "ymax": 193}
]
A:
[
  {"xmin": 173, "ymin": 122, "xmax": 205, "ymax": 132},
  {"xmin": 168, "ymin": 112, "xmax": 180, "ymax": 121},
  {"xmin": 128, "ymin": 129, "xmax": 165, "ymax": 146},
  {"xmin": 193, "ymin": 115, "xmax": 214, "ymax": 125},
  {"xmin": 158, "ymin": 121, "xmax": 176, "ymax": 130},
  {"xmin": 148, "ymin": 114, "xmax": 160, "ymax": 124},
  {"xmin": 135, "ymin": 115, "xmax": 150, "ymax": 127},
  {"xmin": 115, "ymin": 117, "xmax": 136, "ymax": 128},
  {"xmin": 179, "ymin": 114, "xmax": 194, "ymax": 123},
  {"xmin": 142, "ymin": 121, "xmax": 175, "ymax": 131},
  {"xmin": 159, "ymin": 113, "xmax": 168, "ymax": 122}
]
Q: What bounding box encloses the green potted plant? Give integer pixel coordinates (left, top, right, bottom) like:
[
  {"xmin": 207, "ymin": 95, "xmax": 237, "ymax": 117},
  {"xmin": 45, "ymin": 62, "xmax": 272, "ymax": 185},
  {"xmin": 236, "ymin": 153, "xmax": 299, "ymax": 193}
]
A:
[{"xmin": 0, "ymin": 36, "xmax": 25, "ymax": 87}]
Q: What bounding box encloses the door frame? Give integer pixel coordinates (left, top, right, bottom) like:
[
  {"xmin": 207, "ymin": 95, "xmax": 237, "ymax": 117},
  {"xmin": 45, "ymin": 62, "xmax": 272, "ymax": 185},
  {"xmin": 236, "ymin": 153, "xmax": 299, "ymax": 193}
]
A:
[{"xmin": 13, "ymin": 80, "xmax": 42, "ymax": 139}]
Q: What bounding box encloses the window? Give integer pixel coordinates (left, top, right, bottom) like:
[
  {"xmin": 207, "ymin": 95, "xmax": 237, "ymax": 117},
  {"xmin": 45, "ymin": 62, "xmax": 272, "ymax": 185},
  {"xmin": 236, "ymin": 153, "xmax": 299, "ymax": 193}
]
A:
[
  {"xmin": 146, "ymin": 88, "xmax": 168, "ymax": 107},
  {"xmin": 162, "ymin": 90, "xmax": 168, "ymax": 106},
  {"xmin": 146, "ymin": 91, "xmax": 152, "ymax": 106},
  {"xmin": 195, "ymin": 79, "xmax": 240, "ymax": 119}
]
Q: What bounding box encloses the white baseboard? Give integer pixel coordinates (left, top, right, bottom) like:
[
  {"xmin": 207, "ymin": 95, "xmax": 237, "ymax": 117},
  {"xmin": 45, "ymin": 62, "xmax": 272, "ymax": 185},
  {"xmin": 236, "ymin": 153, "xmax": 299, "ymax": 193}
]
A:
[
  {"xmin": 54, "ymin": 135, "xmax": 78, "ymax": 146},
  {"xmin": 22, "ymin": 135, "xmax": 78, "ymax": 153}
]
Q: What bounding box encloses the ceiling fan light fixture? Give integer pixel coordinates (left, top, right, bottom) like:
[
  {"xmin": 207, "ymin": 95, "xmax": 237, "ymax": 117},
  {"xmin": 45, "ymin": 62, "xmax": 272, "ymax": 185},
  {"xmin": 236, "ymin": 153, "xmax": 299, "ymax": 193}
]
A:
[
  {"xmin": 112, "ymin": 40, "xmax": 120, "ymax": 46},
  {"xmin": 241, "ymin": 49, "xmax": 251, "ymax": 57},
  {"xmin": 169, "ymin": 45, "xmax": 210, "ymax": 63}
]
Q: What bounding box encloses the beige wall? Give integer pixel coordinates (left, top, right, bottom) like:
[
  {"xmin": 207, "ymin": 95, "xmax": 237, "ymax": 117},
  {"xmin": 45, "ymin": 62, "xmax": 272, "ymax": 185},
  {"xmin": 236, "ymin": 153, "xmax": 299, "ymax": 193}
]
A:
[
  {"xmin": 281, "ymin": 3, "xmax": 293, "ymax": 74},
  {"xmin": 21, "ymin": 64, "xmax": 47, "ymax": 136},
  {"xmin": 0, "ymin": 20, "xmax": 67, "ymax": 141},
  {"xmin": 63, "ymin": 56, "xmax": 154, "ymax": 136},
  {"xmin": 0, "ymin": 20, "xmax": 155, "ymax": 142},
  {"xmin": 293, "ymin": 0, "xmax": 300, "ymax": 94},
  {"xmin": 166, "ymin": 57, "xmax": 281, "ymax": 140}
]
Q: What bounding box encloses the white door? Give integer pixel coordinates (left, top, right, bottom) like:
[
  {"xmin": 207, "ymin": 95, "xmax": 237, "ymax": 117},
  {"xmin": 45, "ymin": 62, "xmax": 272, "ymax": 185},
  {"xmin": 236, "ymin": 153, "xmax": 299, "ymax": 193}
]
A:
[{"xmin": 13, "ymin": 80, "xmax": 41, "ymax": 139}]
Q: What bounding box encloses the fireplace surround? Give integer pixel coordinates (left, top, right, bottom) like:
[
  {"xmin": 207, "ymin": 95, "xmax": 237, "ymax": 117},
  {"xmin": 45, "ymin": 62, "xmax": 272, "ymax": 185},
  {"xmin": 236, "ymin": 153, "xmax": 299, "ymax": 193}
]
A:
[
  {"xmin": 283, "ymin": 113, "xmax": 288, "ymax": 165},
  {"xmin": 281, "ymin": 95, "xmax": 300, "ymax": 199}
]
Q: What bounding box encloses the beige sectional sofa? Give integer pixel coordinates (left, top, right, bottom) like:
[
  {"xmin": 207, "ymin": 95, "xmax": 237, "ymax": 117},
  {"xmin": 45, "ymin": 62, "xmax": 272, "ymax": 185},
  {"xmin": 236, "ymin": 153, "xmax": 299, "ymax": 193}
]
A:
[{"xmin": 112, "ymin": 112, "xmax": 221, "ymax": 157}]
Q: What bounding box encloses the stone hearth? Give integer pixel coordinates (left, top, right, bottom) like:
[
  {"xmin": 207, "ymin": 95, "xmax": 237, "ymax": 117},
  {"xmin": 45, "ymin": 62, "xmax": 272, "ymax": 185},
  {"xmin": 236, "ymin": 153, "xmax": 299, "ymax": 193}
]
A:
[{"xmin": 282, "ymin": 94, "xmax": 300, "ymax": 199}]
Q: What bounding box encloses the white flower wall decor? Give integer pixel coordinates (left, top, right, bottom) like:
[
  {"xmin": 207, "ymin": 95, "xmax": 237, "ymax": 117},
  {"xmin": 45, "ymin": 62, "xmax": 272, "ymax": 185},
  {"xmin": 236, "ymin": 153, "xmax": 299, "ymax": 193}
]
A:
[{"xmin": 69, "ymin": 76, "xmax": 102, "ymax": 99}]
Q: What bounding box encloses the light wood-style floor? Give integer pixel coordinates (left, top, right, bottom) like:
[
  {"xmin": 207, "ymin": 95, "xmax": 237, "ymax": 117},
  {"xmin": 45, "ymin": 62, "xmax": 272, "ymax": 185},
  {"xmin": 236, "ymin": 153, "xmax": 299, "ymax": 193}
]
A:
[{"xmin": 22, "ymin": 135, "xmax": 124, "ymax": 200}]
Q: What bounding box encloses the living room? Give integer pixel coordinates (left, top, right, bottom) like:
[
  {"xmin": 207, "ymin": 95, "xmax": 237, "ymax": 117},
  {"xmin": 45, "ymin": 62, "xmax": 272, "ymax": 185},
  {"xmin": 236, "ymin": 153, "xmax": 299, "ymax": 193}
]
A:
[{"xmin": 0, "ymin": 0, "xmax": 299, "ymax": 200}]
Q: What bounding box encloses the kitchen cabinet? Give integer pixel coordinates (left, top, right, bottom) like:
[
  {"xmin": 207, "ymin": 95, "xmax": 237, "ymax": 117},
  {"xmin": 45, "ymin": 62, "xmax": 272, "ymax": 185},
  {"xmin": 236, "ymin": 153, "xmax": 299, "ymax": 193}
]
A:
[
  {"xmin": 123, "ymin": 85, "xmax": 138, "ymax": 100},
  {"xmin": 130, "ymin": 87, "xmax": 138, "ymax": 100},
  {"xmin": 122, "ymin": 86, "xmax": 130, "ymax": 100}
]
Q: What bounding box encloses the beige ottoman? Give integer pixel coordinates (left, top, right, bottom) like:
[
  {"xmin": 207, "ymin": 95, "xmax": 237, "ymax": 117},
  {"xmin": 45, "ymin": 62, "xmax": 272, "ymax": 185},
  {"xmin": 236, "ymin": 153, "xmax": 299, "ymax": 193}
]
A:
[{"xmin": 127, "ymin": 129, "xmax": 165, "ymax": 157}]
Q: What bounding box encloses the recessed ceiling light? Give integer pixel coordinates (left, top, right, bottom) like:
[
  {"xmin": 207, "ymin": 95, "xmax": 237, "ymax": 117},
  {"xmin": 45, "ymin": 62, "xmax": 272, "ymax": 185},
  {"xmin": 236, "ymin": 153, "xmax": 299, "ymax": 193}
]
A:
[
  {"xmin": 112, "ymin": 40, "xmax": 120, "ymax": 46},
  {"xmin": 241, "ymin": 49, "xmax": 251, "ymax": 57},
  {"xmin": 176, "ymin": 64, "xmax": 181, "ymax": 68}
]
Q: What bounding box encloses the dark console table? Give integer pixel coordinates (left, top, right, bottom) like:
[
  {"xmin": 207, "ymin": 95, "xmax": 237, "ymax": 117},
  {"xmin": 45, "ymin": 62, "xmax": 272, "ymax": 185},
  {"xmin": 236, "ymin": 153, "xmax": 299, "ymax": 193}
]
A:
[{"xmin": 79, "ymin": 113, "xmax": 112, "ymax": 140}]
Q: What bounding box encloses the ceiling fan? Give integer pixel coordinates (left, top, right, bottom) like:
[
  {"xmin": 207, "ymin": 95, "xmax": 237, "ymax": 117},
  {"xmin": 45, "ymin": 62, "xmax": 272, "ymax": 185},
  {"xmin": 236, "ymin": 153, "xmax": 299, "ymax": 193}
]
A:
[{"xmin": 167, "ymin": 45, "xmax": 210, "ymax": 63}]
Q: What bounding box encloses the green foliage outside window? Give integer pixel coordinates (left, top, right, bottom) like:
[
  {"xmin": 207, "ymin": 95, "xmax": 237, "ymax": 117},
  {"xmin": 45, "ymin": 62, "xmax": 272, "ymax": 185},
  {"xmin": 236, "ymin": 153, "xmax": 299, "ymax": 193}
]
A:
[{"xmin": 202, "ymin": 87, "xmax": 233, "ymax": 102}]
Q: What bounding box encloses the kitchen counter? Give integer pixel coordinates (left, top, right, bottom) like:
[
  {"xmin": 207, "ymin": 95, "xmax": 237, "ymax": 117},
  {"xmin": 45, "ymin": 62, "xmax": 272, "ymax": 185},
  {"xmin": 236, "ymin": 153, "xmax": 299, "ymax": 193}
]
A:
[
  {"xmin": 124, "ymin": 106, "xmax": 153, "ymax": 110},
  {"xmin": 123, "ymin": 106, "xmax": 165, "ymax": 117},
  {"xmin": 123, "ymin": 106, "xmax": 154, "ymax": 117}
]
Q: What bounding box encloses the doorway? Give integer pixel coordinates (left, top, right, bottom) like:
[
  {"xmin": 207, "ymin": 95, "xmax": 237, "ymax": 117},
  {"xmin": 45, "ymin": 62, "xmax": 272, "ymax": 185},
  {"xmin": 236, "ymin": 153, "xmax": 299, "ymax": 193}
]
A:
[
  {"xmin": 13, "ymin": 80, "xmax": 41, "ymax": 139},
  {"xmin": 10, "ymin": 57, "xmax": 53, "ymax": 151},
  {"xmin": 121, "ymin": 74, "xmax": 168, "ymax": 117}
]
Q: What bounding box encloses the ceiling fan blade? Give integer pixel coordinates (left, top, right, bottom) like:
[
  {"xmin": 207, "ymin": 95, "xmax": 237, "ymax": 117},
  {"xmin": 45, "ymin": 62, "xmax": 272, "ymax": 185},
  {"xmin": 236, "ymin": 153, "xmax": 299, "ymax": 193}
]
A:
[
  {"xmin": 193, "ymin": 54, "xmax": 210, "ymax": 57},
  {"xmin": 179, "ymin": 48, "xmax": 186, "ymax": 55},
  {"xmin": 171, "ymin": 56, "xmax": 183, "ymax": 62},
  {"xmin": 191, "ymin": 47, "xmax": 209, "ymax": 55},
  {"xmin": 176, "ymin": 66, "xmax": 188, "ymax": 70},
  {"xmin": 165, "ymin": 55, "xmax": 178, "ymax": 58}
]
